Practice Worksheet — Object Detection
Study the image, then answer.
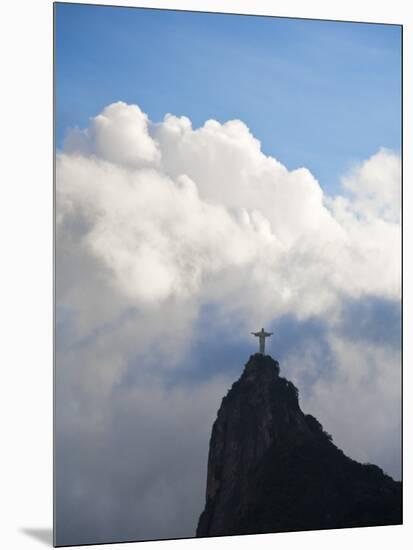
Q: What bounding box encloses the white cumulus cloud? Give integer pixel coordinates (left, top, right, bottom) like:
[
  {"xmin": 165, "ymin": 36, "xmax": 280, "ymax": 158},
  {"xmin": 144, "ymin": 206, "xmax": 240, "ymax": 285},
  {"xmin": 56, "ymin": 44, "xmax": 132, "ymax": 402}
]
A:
[
  {"xmin": 57, "ymin": 101, "xmax": 401, "ymax": 324},
  {"xmin": 55, "ymin": 101, "xmax": 401, "ymax": 544}
]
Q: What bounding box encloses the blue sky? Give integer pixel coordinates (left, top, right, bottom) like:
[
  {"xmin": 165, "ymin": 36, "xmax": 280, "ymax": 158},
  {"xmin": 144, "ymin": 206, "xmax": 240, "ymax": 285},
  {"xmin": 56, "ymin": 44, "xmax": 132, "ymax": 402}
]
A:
[{"xmin": 55, "ymin": 3, "xmax": 401, "ymax": 194}]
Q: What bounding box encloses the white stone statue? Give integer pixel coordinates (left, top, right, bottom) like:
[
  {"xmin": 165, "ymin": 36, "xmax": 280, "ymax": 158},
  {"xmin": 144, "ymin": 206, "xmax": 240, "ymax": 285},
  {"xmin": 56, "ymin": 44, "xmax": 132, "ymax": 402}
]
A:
[{"xmin": 251, "ymin": 328, "xmax": 273, "ymax": 355}]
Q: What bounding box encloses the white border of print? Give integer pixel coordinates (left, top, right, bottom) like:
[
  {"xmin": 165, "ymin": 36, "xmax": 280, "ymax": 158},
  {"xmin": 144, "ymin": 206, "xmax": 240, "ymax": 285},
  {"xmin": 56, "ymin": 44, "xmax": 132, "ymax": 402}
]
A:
[{"xmin": 1, "ymin": 1, "xmax": 410, "ymax": 549}]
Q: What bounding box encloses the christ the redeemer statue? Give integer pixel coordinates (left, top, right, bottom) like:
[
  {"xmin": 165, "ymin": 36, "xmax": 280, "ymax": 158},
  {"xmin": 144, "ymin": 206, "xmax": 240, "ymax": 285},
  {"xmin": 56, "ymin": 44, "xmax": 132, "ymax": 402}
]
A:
[{"xmin": 251, "ymin": 328, "xmax": 273, "ymax": 355}]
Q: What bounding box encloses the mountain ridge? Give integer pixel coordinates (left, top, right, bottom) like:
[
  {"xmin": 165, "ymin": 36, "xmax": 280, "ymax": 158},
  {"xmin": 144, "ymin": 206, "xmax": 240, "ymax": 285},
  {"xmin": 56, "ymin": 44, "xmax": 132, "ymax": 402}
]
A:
[{"xmin": 196, "ymin": 353, "xmax": 402, "ymax": 537}]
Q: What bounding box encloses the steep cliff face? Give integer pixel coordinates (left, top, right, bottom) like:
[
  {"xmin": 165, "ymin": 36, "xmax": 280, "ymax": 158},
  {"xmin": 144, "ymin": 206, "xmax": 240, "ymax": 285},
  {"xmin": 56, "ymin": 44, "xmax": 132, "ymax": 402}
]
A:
[{"xmin": 197, "ymin": 354, "xmax": 402, "ymax": 537}]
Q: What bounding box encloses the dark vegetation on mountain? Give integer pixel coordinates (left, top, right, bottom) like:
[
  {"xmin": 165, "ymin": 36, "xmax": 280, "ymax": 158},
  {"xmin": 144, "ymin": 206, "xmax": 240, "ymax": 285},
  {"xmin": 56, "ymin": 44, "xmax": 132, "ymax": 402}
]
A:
[{"xmin": 197, "ymin": 354, "xmax": 402, "ymax": 537}]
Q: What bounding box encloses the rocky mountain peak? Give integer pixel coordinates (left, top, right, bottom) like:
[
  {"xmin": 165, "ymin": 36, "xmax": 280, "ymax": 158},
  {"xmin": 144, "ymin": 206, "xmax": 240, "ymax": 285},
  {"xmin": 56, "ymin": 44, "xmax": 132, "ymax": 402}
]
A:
[{"xmin": 197, "ymin": 354, "xmax": 401, "ymax": 537}]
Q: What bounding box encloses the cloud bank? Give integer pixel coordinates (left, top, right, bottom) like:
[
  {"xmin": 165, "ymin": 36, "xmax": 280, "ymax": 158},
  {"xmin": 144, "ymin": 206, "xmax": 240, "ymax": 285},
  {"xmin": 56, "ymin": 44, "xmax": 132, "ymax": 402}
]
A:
[{"xmin": 56, "ymin": 102, "xmax": 401, "ymax": 545}]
